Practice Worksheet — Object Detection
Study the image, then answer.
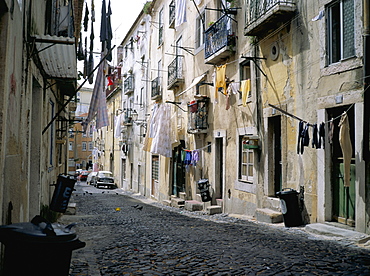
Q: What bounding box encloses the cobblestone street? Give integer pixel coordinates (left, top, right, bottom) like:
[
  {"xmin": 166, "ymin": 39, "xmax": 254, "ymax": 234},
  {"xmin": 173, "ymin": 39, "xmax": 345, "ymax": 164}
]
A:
[{"xmin": 63, "ymin": 182, "xmax": 370, "ymax": 275}]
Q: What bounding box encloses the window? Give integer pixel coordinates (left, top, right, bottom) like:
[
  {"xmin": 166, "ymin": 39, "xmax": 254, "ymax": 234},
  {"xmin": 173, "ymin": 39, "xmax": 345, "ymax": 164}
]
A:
[
  {"xmin": 326, "ymin": 0, "xmax": 354, "ymax": 65},
  {"xmin": 239, "ymin": 60, "xmax": 251, "ymax": 101},
  {"xmin": 195, "ymin": 11, "xmax": 205, "ymax": 49},
  {"xmin": 69, "ymin": 142, "xmax": 73, "ymax": 151},
  {"xmin": 82, "ymin": 142, "xmax": 87, "ymax": 151},
  {"xmin": 158, "ymin": 8, "xmax": 164, "ymax": 45},
  {"xmin": 152, "ymin": 155, "xmax": 159, "ymax": 181},
  {"xmin": 239, "ymin": 136, "xmax": 254, "ymax": 182},
  {"xmin": 88, "ymin": 142, "xmax": 93, "ymax": 151}
]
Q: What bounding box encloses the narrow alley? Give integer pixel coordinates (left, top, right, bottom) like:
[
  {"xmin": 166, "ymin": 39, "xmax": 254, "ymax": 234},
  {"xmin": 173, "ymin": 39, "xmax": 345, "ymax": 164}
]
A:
[{"xmin": 63, "ymin": 182, "xmax": 370, "ymax": 276}]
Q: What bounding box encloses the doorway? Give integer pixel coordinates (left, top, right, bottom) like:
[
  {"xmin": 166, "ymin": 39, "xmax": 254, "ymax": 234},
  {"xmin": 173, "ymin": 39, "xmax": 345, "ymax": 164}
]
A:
[
  {"xmin": 269, "ymin": 115, "xmax": 282, "ymax": 195},
  {"xmin": 327, "ymin": 106, "xmax": 355, "ymax": 226},
  {"xmin": 171, "ymin": 140, "xmax": 185, "ymax": 197},
  {"xmin": 215, "ymin": 137, "xmax": 223, "ymax": 199}
]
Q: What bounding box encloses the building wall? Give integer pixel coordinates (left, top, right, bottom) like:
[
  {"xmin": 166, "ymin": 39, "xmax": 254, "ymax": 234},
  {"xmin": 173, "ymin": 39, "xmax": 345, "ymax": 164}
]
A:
[
  {"xmin": 0, "ymin": 0, "xmax": 82, "ymax": 229},
  {"xmin": 106, "ymin": 0, "xmax": 369, "ymax": 233}
]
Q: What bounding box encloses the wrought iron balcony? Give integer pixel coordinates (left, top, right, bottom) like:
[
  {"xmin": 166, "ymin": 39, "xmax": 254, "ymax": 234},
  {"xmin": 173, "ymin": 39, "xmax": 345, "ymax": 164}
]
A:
[
  {"xmin": 187, "ymin": 97, "xmax": 209, "ymax": 134},
  {"xmin": 169, "ymin": 0, "xmax": 175, "ymax": 29},
  {"xmin": 168, "ymin": 55, "xmax": 184, "ymax": 90},
  {"xmin": 244, "ymin": 0, "xmax": 296, "ymax": 36},
  {"xmin": 151, "ymin": 77, "xmax": 162, "ymax": 100},
  {"xmin": 124, "ymin": 75, "xmax": 134, "ymax": 94},
  {"xmin": 205, "ymin": 14, "xmax": 235, "ymax": 64}
]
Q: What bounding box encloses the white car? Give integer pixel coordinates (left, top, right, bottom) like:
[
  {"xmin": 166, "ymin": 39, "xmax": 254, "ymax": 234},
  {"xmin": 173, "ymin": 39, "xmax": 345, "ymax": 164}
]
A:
[
  {"xmin": 86, "ymin": 171, "xmax": 98, "ymax": 185},
  {"xmin": 94, "ymin": 171, "xmax": 116, "ymax": 189}
]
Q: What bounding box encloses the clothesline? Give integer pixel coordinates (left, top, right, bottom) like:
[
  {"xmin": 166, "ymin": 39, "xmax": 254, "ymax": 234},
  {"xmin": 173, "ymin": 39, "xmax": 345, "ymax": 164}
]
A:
[
  {"xmin": 183, "ymin": 142, "xmax": 212, "ymax": 152},
  {"xmin": 268, "ymin": 103, "xmax": 354, "ymax": 126}
]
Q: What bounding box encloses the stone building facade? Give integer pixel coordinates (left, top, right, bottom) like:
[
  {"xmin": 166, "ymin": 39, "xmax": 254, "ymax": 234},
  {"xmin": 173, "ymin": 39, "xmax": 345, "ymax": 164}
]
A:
[
  {"xmin": 96, "ymin": 0, "xmax": 370, "ymax": 234},
  {"xmin": 0, "ymin": 0, "xmax": 83, "ymax": 228}
]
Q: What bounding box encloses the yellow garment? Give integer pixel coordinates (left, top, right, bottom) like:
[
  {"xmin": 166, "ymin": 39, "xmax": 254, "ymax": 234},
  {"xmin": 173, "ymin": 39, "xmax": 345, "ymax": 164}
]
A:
[
  {"xmin": 215, "ymin": 65, "xmax": 227, "ymax": 101},
  {"xmin": 241, "ymin": 79, "xmax": 251, "ymax": 107}
]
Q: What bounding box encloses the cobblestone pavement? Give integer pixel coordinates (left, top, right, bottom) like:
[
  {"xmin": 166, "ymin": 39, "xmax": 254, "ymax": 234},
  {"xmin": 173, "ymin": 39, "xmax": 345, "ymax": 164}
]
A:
[{"xmin": 63, "ymin": 182, "xmax": 370, "ymax": 276}]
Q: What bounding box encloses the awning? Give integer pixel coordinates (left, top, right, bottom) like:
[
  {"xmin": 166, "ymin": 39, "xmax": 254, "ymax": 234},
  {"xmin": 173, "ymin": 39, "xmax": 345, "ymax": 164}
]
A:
[
  {"xmin": 34, "ymin": 35, "xmax": 77, "ymax": 79},
  {"xmin": 176, "ymin": 73, "xmax": 207, "ymax": 97}
]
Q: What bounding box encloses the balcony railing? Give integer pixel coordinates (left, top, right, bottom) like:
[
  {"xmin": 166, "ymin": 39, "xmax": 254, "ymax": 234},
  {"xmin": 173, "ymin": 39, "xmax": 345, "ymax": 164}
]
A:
[
  {"xmin": 205, "ymin": 14, "xmax": 235, "ymax": 64},
  {"xmin": 168, "ymin": 55, "xmax": 184, "ymax": 89},
  {"xmin": 151, "ymin": 77, "xmax": 162, "ymax": 100},
  {"xmin": 187, "ymin": 97, "xmax": 209, "ymax": 134},
  {"xmin": 245, "ymin": 0, "xmax": 296, "ymax": 36},
  {"xmin": 124, "ymin": 75, "xmax": 134, "ymax": 94},
  {"xmin": 169, "ymin": 1, "xmax": 175, "ymax": 28}
]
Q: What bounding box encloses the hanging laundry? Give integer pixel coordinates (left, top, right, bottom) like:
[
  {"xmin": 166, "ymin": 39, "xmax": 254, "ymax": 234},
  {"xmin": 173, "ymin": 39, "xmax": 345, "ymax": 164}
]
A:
[
  {"xmin": 311, "ymin": 124, "xmax": 319, "ymax": 149},
  {"xmin": 192, "ymin": 150, "xmax": 199, "ymax": 166},
  {"xmin": 301, "ymin": 123, "xmax": 310, "ymax": 153},
  {"xmin": 100, "ymin": 0, "xmax": 113, "ymax": 61},
  {"xmin": 339, "ymin": 112, "xmax": 352, "ymax": 187},
  {"xmin": 83, "ymin": 37, "xmax": 88, "ymax": 78},
  {"xmin": 297, "ymin": 121, "xmax": 304, "ymax": 154},
  {"xmin": 142, "ymin": 114, "xmax": 152, "ymax": 152},
  {"xmin": 297, "ymin": 121, "xmax": 309, "ymax": 154},
  {"xmin": 318, "ymin": 122, "xmax": 325, "ymax": 149},
  {"xmin": 114, "ymin": 113, "xmax": 122, "ymax": 138},
  {"xmin": 184, "ymin": 150, "xmax": 192, "ymax": 165},
  {"xmin": 215, "ymin": 64, "xmax": 227, "ymax": 99},
  {"xmin": 225, "ymin": 93, "xmax": 230, "ymax": 110},
  {"xmin": 150, "ymin": 104, "xmax": 172, "ymax": 157},
  {"xmin": 175, "ymin": 0, "xmax": 187, "ymax": 28},
  {"xmin": 328, "ymin": 119, "xmax": 334, "ymax": 144},
  {"xmin": 90, "ymin": 20, "xmax": 94, "ymax": 52},
  {"xmin": 240, "ymin": 79, "xmax": 251, "ymax": 107},
  {"xmin": 87, "ymin": 52, "xmax": 94, "ymax": 84},
  {"xmin": 83, "ymin": 3, "xmax": 89, "ymax": 32},
  {"xmin": 77, "ymin": 34, "xmax": 84, "ymax": 61},
  {"xmin": 91, "ymin": 0, "xmax": 95, "ymax": 22},
  {"xmin": 226, "ymin": 82, "xmax": 240, "ymax": 95}
]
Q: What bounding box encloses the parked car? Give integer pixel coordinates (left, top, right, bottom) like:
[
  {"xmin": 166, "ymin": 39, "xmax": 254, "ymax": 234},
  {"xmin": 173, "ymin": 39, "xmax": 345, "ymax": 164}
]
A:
[
  {"xmin": 87, "ymin": 171, "xmax": 98, "ymax": 185},
  {"xmin": 78, "ymin": 170, "xmax": 89, "ymax": 182},
  {"xmin": 94, "ymin": 171, "xmax": 116, "ymax": 189}
]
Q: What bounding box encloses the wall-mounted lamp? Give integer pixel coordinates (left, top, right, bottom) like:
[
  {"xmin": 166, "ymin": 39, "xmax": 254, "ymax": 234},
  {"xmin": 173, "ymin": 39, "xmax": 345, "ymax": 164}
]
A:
[{"xmin": 131, "ymin": 110, "xmax": 147, "ymax": 129}]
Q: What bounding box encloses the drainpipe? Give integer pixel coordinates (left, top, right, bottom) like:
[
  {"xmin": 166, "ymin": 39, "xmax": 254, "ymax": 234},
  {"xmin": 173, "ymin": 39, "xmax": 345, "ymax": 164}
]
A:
[{"xmin": 363, "ymin": 0, "xmax": 370, "ymax": 162}]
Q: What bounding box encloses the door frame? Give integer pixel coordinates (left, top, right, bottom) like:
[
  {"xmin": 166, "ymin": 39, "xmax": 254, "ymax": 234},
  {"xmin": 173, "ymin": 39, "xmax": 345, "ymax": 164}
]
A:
[{"xmin": 317, "ymin": 103, "xmax": 366, "ymax": 232}]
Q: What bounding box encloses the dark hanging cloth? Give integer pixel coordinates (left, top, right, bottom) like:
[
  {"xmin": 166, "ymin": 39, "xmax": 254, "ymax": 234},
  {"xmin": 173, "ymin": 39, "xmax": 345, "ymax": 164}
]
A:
[
  {"xmin": 83, "ymin": 3, "xmax": 89, "ymax": 32},
  {"xmin": 90, "ymin": 20, "xmax": 94, "ymax": 52},
  {"xmin": 318, "ymin": 122, "xmax": 325, "ymax": 149},
  {"xmin": 88, "ymin": 52, "xmax": 94, "ymax": 84},
  {"xmin": 301, "ymin": 123, "xmax": 310, "ymax": 153},
  {"xmin": 312, "ymin": 124, "xmax": 319, "ymax": 149},
  {"xmin": 100, "ymin": 0, "xmax": 108, "ymax": 42},
  {"xmin": 77, "ymin": 33, "xmax": 84, "ymax": 60},
  {"xmin": 297, "ymin": 121, "xmax": 304, "ymax": 154},
  {"xmin": 83, "ymin": 37, "xmax": 88, "ymax": 78},
  {"xmin": 100, "ymin": 0, "xmax": 113, "ymax": 61}
]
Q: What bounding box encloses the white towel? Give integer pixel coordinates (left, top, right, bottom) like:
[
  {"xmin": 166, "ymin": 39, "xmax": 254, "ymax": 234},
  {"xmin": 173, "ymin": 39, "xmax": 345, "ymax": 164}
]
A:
[{"xmin": 175, "ymin": 0, "xmax": 187, "ymax": 28}]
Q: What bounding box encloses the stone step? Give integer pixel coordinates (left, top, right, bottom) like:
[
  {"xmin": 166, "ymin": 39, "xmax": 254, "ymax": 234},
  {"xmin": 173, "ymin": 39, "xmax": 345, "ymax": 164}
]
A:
[
  {"xmin": 206, "ymin": 205, "xmax": 222, "ymax": 215},
  {"xmin": 255, "ymin": 208, "xmax": 283, "ymax": 224},
  {"xmin": 185, "ymin": 200, "xmax": 203, "ymax": 211},
  {"xmin": 171, "ymin": 197, "xmax": 185, "ymax": 208},
  {"xmin": 162, "ymin": 200, "xmax": 171, "ymax": 207},
  {"xmin": 216, "ymin": 198, "xmax": 223, "ymax": 208},
  {"xmin": 65, "ymin": 203, "xmax": 76, "ymax": 215}
]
